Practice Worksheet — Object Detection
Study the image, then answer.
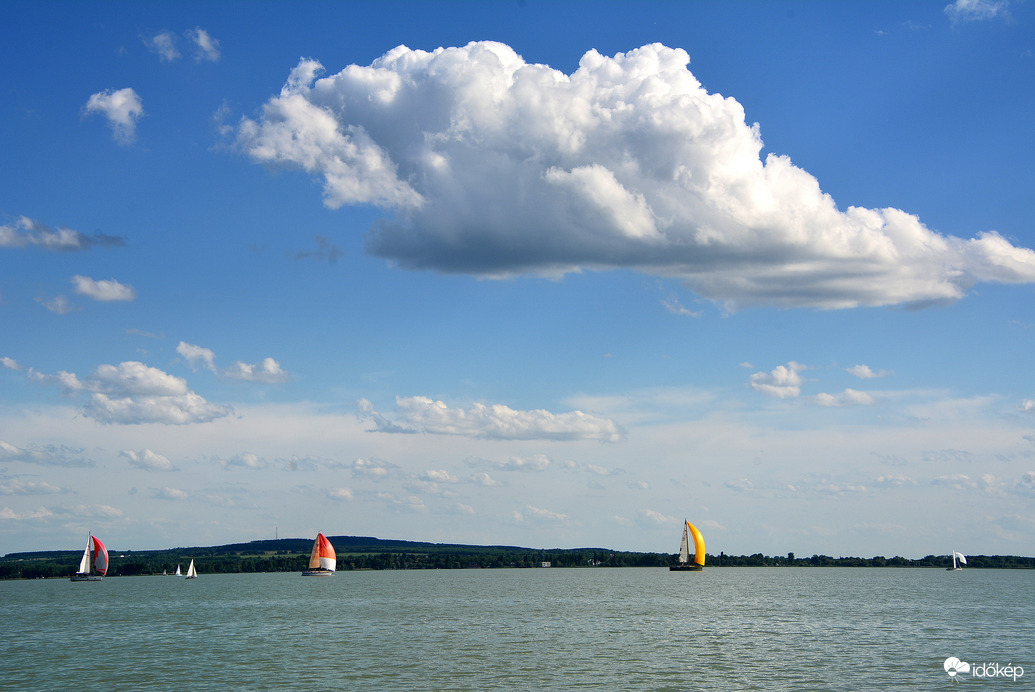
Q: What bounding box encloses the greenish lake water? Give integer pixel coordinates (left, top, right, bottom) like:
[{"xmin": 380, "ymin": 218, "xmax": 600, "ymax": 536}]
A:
[{"xmin": 2, "ymin": 567, "xmax": 1031, "ymax": 690}]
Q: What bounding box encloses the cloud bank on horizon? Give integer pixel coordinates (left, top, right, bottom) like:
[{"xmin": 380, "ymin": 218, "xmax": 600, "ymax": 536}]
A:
[{"xmin": 236, "ymin": 41, "xmax": 1035, "ymax": 311}]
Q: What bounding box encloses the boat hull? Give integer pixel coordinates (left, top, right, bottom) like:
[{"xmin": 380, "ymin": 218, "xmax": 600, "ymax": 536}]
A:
[
  {"xmin": 669, "ymin": 564, "xmax": 704, "ymax": 571},
  {"xmin": 70, "ymin": 574, "xmax": 103, "ymax": 581},
  {"xmin": 301, "ymin": 569, "xmax": 334, "ymax": 576}
]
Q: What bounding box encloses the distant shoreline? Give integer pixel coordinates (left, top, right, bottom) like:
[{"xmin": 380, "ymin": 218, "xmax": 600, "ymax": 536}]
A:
[{"xmin": 2, "ymin": 536, "xmax": 1033, "ymax": 579}]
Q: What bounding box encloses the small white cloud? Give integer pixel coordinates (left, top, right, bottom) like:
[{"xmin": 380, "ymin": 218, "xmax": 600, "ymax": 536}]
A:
[
  {"xmin": 72, "ymin": 275, "xmax": 137, "ymax": 302},
  {"xmin": 0, "ymin": 216, "xmax": 125, "ymax": 251},
  {"xmin": 351, "ymin": 457, "xmax": 400, "ymax": 480},
  {"xmin": 875, "ymin": 474, "xmax": 917, "ymax": 487},
  {"xmin": 639, "ymin": 509, "xmax": 677, "ymax": 525},
  {"xmin": 815, "ymin": 388, "xmax": 877, "ymax": 407},
  {"xmin": 327, "ymin": 487, "xmax": 354, "ymax": 500},
  {"xmin": 0, "ymin": 441, "xmax": 94, "ymax": 467},
  {"xmin": 177, "ymin": 342, "xmax": 217, "ymax": 372},
  {"xmin": 362, "ymin": 396, "xmax": 624, "ymax": 442},
  {"xmin": 186, "ymin": 27, "xmax": 220, "ymax": 62},
  {"xmin": 521, "ymin": 504, "xmax": 568, "ymax": 523},
  {"xmin": 0, "ymin": 478, "xmax": 64, "ymax": 495},
  {"xmin": 71, "ymin": 503, "xmax": 124, "ymax": 519},
  {"xmin": 486, "ymin": 454, "xmax": 553, "ymax": 472},
  {"xmin": 846, "ymin": 364, "xmax": 892, "ymax": 379},
  {"xmin": 423, "ymin": 469, "xmax": 460, "ymax": 484},
  {"xmin": 175, "ymin": 342, "xmax": 288, "ymax": 382},
  {"xmin": 222, "ymin": 452, "xmax": 267, "ymax": 470},
  {"xmin": 17, "ymin": 360, "xmax": 230, "ymax": 425},
  {"xmin": 151, "ymin": 486, "xmax": 189, "ymax": 500},
  {"xmin": 121, "ymin": 449, "xmax": 176, "ymax": 472},
  {"xmin": 750, "ymin": 362, "xmax": 806, "ymax": 399},
  {"xmin": 38, "ymin": 295, "xmax": 77, "ymax": 314},
  {"xmin": 469, "ymin": 472, "xmax": 501, "ymax": 487},
  {"xmin": 933, "ymin": 473, "xmax": 975, "ymax": 490},
  {"xmin": 223, "ymin": 357, "xmax": 289, "ymax": 383},
  {"xmin": 661, "ymin": 294, "xmax": 702, "ymax": 317},
  {"xmin": 945, "ymin": 0, "xmax": 1010, "ymax": 25},
  {"xmin": 84, "ymin": 87, "xmax": 144, "ymax": 144},
  {"xmin": 1, "ymin": 357, "xmax": 22, "ymax": 371},
  {"xmin": 0, "ymin": 506, "xmax": 55, "ymax": 520},
  {"xmin": 144, "ymin": 31, "xmax": 180, "ymax": 61}
]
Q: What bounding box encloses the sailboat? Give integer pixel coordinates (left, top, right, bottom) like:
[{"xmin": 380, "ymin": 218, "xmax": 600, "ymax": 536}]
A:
[
  {"xmin": 185, "ymin": 559, "xmax": 197, "ymax": 579},
  {"xmin": 670, "ymin": 520, "xmax": 705, "ymax": 571},
  {"xmin": 70, "ymin": 534, "xmax": 109, "ymax": 581},
  {"xmin": 947, "ymin": 551, "xmax": 967, "ymax": 571},
  {"xmin": 175, "ymin": 564, "xmax": 181, "ymax": 576},
  {"xmin": 301, "ymin": 532, "xmax": 336, "ymax": 576}
]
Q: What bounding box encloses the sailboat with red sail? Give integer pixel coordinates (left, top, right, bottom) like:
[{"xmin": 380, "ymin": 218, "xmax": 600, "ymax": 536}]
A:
[
  {"xmin": 301, "ymin": 532, "xmax": 336, "ymax": 576},
  {"xmin": 71, "ymin": 534, "xmax": 108, "ymax": 581}
]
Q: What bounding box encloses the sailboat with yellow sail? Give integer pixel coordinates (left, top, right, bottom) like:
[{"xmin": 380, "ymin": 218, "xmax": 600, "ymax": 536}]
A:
[
  {"xmin": 670, "ymin": 520, "xmax": 705, "ymax": 571},
  {"xmin": 301, "ymin": 532, "xmax": 336, "ymax": 576}
]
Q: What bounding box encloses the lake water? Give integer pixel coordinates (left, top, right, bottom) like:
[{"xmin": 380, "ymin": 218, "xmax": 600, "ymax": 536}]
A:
[{"xmin": 1, "ymin": 567, "xmax": 1032, "ymax": 690}]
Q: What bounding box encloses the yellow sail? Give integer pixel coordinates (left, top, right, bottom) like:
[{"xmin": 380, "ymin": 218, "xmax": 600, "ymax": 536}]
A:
[{"xmin": 686, "ymin": 521, "xmax": 706, "ymax": 567}]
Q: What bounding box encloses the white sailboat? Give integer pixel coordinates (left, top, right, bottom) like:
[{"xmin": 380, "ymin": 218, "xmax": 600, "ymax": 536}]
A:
[
  {"xmin": 670, "ymin": 520, "xmax": 705, "ymax": 571},
  {"xmin": 184, "ymin": 559, "xmax": 197, "ymax": 579},
  {"xmin": 947, "ymin": 551, "xmax": 967, "ymax": 571},
  {"xmin": 70, "ymin": 534, "xmax": 108, "ymax": 581},
  {"xmin": 301, "ymin": 532, "xmax": 336, "ymax": 576},
  {"xmin": 175, "ymin": 564, "xmax": 181, "ymax": 576}
]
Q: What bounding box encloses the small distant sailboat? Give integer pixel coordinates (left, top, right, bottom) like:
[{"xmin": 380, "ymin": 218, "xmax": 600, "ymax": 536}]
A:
[
  {"xmin": 185, "ymin": 559, "xmax": 197, "ymax": 579},
  {"xmin": 70, "ymin": 534, "xmax": 108, "ymax": 581},
  {"xmin": 302, "ymin": 532, "xmax": 336, "ymax": 576},
  {"xmin": 947, "ymin": 551, "xmax": 967, "ymax": 571},
  {"xmin": 670, "ymin": 520, "xmax": 705, "ymax": 571},
  {"xmin": 175, "ymin": 564, "xmax": 181, "ymax": 576}
]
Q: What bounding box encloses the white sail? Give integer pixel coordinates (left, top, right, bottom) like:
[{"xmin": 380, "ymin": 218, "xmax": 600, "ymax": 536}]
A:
[
  {"xmin": 955, "ymin": 552, "xmax": 967, "ymax": 565},
  {"xmin": 185, "ymin": 559, "xmax": 197, "ymax": 578},
  {"xmin": 678, "ymin": 523, "xmax": 690, "ymax": 564},
  {"xmin": 175, "ymin": 564, "xmax": 181, "ymax": 576},
  {"xmin": 77, "ymin": 546, "xmax": 90, "ymax": 574}
]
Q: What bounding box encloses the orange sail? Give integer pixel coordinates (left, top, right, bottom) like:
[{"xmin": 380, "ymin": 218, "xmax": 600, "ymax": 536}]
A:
[{"xmin": 304, "ymin": 532, "xmax": 336, "ymax": 574}]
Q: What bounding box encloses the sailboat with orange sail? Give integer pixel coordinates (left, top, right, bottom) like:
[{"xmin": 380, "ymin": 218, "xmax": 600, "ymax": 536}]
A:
[
  {"xmin": 301, "ymin": 532, "xmax": 336, "ymax": 576},
  {"xmin": 670, "ymin": 520, "xmax": 705, "ymax": 571}
]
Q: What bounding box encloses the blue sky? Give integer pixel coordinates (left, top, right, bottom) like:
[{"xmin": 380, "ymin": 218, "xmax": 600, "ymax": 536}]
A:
[{"xmin": 2, "ymin": 0, "xmax": 1034, "ymax": 558}]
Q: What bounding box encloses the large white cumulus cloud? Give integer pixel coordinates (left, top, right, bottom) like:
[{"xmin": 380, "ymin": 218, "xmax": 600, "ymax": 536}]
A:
[{"xmin": 237, "ymin": 42, "xmax": 1035, "ymax": 310}]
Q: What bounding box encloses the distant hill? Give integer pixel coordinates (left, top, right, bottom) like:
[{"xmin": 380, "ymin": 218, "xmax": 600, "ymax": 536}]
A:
[{"xmin": 2, "ymin": 535, "xmax": 545, "ymax": 561}]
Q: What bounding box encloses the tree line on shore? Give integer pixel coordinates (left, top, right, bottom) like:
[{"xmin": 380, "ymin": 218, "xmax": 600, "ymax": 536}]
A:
[{"xmin": 2, "ymin": 537, "xmax": 1032, "ymax": 579}]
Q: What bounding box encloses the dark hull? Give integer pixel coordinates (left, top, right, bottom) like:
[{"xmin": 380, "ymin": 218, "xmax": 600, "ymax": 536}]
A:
[
  {"xmin": 301, "ymin": 569, "xmax": 334, "ymax": 576},
  {"xmin": 669, "ymin": 564, "xmax": 704, "ymax": 571}
]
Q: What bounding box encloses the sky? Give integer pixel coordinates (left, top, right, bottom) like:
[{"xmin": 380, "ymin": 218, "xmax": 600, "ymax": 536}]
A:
[{"xmin": 2, "ymin": 0, "xmax": 1034, "ymax": 559}]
